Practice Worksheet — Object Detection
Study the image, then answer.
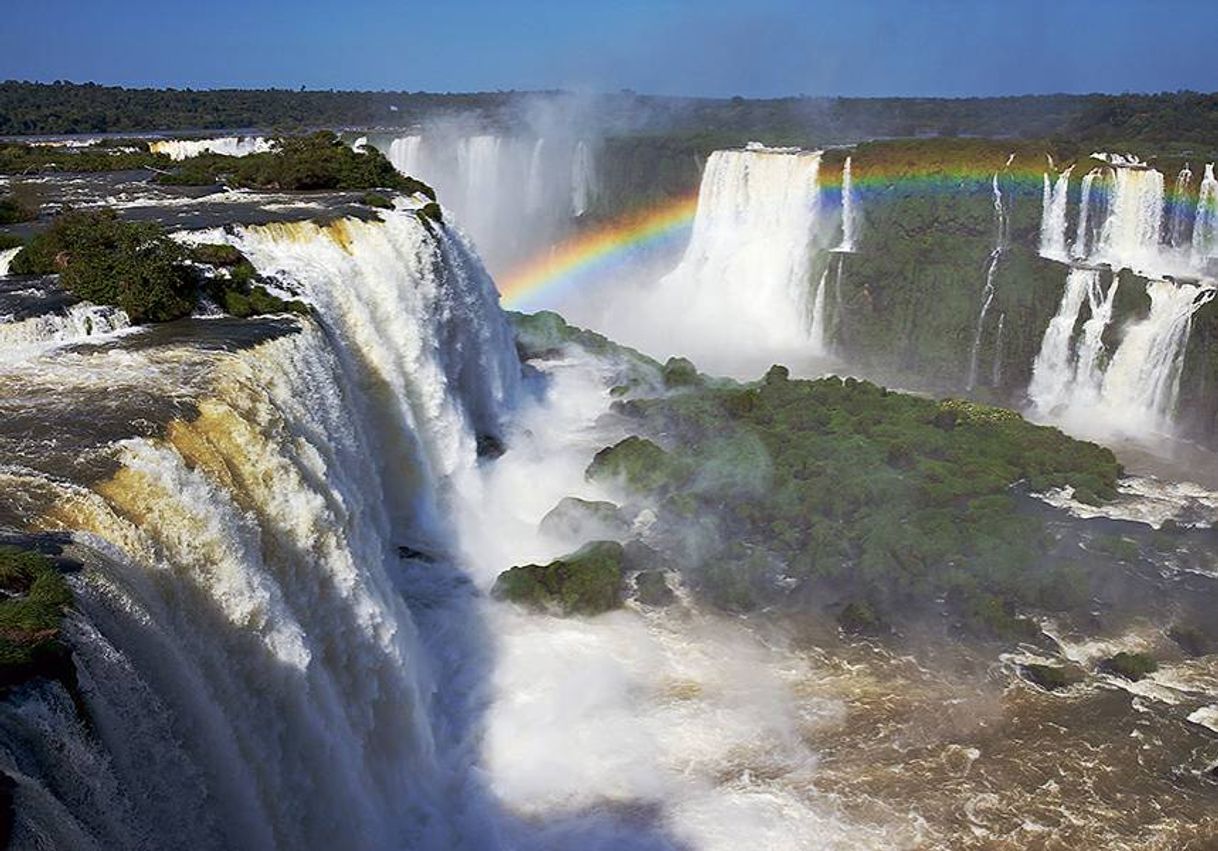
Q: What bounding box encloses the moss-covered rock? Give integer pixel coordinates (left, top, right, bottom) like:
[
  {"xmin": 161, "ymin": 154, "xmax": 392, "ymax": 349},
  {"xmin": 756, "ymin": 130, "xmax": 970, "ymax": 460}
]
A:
[
  {"xmin": 539, "ymin": 497, "xmax": 631, "ymax": 541},
  {"xmin": 1020, "ymin": 663, "xmax": 1084, "ymax": 691},
  {"xmin": 587, "ymin": 436, "xmax": 678, "ymax": 493},
  {"xmin": 1099, "ymin": 651, "xmax": 1158, "ymax": 681},
  {"xmin": 634, "ymin": 570, "xmax": 676, "ymax": 607},
  {"xmin": 0, "ymin": 546, "xmax": 73, "ymax": 689},
  {"xmin": 417, "ymin": 201, "xmax": 443, "ymax": 224},
  {"xmin": 662, "ymin": 356, "xmax": 701, "ymax": 388},
  {"xmin": 491, "ymin": 541, "xmax": 625, "ymax": 616},
  {"xmin": 361, "ymin": 192, "xmax": 393, "ymax": 209}
]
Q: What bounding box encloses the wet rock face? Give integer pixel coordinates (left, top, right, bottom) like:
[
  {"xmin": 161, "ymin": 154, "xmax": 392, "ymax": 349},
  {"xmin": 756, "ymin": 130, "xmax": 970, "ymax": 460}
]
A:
[
  {"xmin": 1099, "ymin": 651, "xmax": 1159, "ymax": 681},
  {"xmin": 633, "ymin": 571, "xmax": 675, "ymax": 607}
]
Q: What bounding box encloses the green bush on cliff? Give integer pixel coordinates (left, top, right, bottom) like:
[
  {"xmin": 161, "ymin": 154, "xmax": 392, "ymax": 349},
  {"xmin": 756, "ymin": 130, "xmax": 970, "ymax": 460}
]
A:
[
  {"xmin": 0, "ymin": 547, "xmax": 73, "ymax": 688},
  {"xmin": 491, "ymin": 541, "xmax": 625, "ymax": 616}
]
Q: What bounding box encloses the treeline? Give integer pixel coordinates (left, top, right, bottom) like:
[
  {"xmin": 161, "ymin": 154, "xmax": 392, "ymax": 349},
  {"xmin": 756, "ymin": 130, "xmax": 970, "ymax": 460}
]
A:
[{"xmin": 5, "ymin": 81, "xmax": 1218, "ymax": 148}]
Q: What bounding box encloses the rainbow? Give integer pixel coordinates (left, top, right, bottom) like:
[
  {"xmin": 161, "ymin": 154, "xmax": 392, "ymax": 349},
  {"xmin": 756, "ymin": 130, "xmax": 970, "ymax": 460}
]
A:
[
  {"xmin": 498, "ymin": 193, "xmax": 697, "ymax": 310},
  {"xmin": 497, "ymin": 149, "xmax": 1213, "ymax": 310}
]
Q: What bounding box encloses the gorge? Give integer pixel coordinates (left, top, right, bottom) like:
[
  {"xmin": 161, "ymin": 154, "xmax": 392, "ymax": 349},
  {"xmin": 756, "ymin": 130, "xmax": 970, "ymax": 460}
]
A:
[{"xmin": 1, "ymin": 101, "xmax": 1218, "ymax": 850}]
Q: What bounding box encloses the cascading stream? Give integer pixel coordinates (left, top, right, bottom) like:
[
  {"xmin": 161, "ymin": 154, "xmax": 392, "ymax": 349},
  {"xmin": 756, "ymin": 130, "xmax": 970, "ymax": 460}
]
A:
[
  {"xmin": 965, "ymin": 172, "xmax": 1007, "ymax": 391},
  {"xmin": 1039, "ymin": 166, "xmax": 1073, "ymax": 261}
]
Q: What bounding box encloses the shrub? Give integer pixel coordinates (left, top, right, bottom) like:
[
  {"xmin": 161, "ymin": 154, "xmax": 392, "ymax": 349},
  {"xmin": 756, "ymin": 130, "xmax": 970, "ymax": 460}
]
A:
[
  {"xmin": 1099, "ymin": 651, "xmax": 1158, "ymax": 681},
  {"xmin": 361, "ymin": 192, "xmax": 393, "ymax": 209},
  {"xmin": 12, "ymin": 209, "xmax": 196, "ymax": 322}
]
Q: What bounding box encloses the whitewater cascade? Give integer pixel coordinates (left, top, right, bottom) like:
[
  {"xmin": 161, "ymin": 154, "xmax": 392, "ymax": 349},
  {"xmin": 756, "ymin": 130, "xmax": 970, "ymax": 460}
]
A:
[
  {"xmin": 624, "ymin": 147, "xmax": 828, "ymax": 372},
  {"xmin": 387, "ymin": 135, "xmax": 424, "ymax": 178},
  {"xmin": 228, "ymin": 208, "xmax": 520, "ymax": 480},
  {"xmin": 1045, "ymin": 156, "xmax": 1218, "ymax": 277},
  {"xmin": 1170, "ymin": 165, "xmax": 1195, "ymax": 248},
  {"xmin": 0, "ymin": 302, "xmax": 131, "ymax": 351},
  {"xmin": 1040, "ymin": 166, "xmax": 1074, "ymax": 261},
  {"xmin": 965, "ymin": 173, "xmax": 1008, "ymax": 390},
  {"xmin": 0, "ymin": 246, "xmax": 19, "ymax": 275},
  {"xmin": 1029, "ymin": 271, "xmax": 1215, "ymax": 436},
  {"xmin": 0, "ymin": 205, "xmax": 522, "ymax": 849},
  {"xmin": 149, "ymin": 136, "xmax": 271, "ymax": 161},
  {"xmin": 839, "ymin": 156, "xmax": 856, "ymax": 251},
  {"xmin": 365, "ymin": 133, "xmax": 599, "ymax": 273},
  {"xmin": 1192, "ymin": 163, "xmax": 1218, "ymax": 263},
  {"xmin": 571, "ymin": 140, "xmax": 596, "ymax": 216}
]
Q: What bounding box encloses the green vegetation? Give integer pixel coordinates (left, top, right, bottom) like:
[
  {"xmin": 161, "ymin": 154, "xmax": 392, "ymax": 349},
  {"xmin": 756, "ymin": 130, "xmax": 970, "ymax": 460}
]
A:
[
  {"xmin": 587, "ymin": 436, "xmax": 680, "ymax": 493},
  {"xmin": 1021, "ymin": 663, "xmax": 1084, "ymax": 691},
  {"xmin": 0, "ymin": 233, "xmax": 24, "ymax": 251},
  {"xmin": 8, "ymin": 81, "xmax": 1218, "ymax": 151},
  {"xmin": 0, "ymin": 547, "xmax": 73, "ymax": 689},
  {"xmin": 189, "ymin": 242, "xmax": 310, "ymax": 318},
  {"xmin": 361, "ymin": 192, "xmax": 393, "ymax": 209},
  {"xmin": 492, "ymin": 541, "xmax": 625, "ymax": 616},
  {"xmin": 155, "ymin": 132, "xmax": 436, "ymax": 196},
  {"xmin": 591, "ymin": 371, "xmax": 1120, "ymax": 637},
  {"xmin": 0, "ymin": 194, "xmax": 36, "ymax": 224},
  {"xmin": 11, "ymin": 208, "xmax": 197, "ymax": 321},
  {"xmin": 838, "ymin": 601, "xmax": 885, "ymax": 636},
  {"xmin": 0, "ymin": 140, "xmax": 168, "ymax": 175},
  {"xmin": 9, "ymin": 210, "xmax": 306, "ymax": 321},
  {"xmin": 1099, "ymin": 651, "xmax": 1158, "ymax": 681}
]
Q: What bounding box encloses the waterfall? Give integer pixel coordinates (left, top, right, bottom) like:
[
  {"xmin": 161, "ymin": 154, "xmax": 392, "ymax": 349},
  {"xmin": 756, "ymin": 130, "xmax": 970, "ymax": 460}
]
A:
[
  {"xmin": 1191, "ymin": 163, "xmax": 1218, "ymax": 263},
  {"xmin": 230, "ymin": 209, "xmax": 520, "ymax": 480},
  {"xmin": 1097, "ymin": 280, "xmax": 1215, "ymax": 434},
  {"xmin": 966, "ymin": 248, "xmax": 1001, "ymax": 391},
  {"xmin": 1169, "ymin": 165, "xmax": 1194, "ymax": 248},
  {"xmin": 623, "ymin": 147, "xmax": 827, "ymax": 372},
  {"xmin": 570, "ymin": 140, "xmax": 596, "ymax": 217},
  {"xmin": 1028, "ymin": 268, "xmax": 1096, "ymax": 412},
  {"xmin": 149, "ymin": 136, "xmax": 271, "ymax": 161},
  {"xmin": 0, "ymin": 302, "xmax": 131, "ymax": 351},
  {"xmin": 366, "ymin": 132, "xmax": 606, "ymax": 274},
  {"xmin": 457, "ymin": 135, "xmax": 504, "ymax": 247},
  {"xmin": 965, "ymin": 173, "xmax": 1006, "ymax": 390},
  {"xmin": 525, "ymin": 138, "xmax": 546, "ymax": 213},
  {"xmin": 0, "ymin": 326, "xmax": 458, "ymax": 849},
  {"xmin": 1029, "ymin": 269, "xmax": 1215, "ymax": 437},
  {"xmin": 1072, "ymin": 276, "xmax": 1121, "ymax": 403},
  {"xmin": 0, "ymin": 204, "xmax": 524, "ymax": 848},
  {"xmin": 810, "ymin": 269, "xmax": 828, "ymax": 352},
  {"xmin": 0, "ymin": 246, "xmax": 19, "ymax": 276},
  {"xmin": 1072, "ymin": 168, "xmax": 1106, "ymax": 259},
  {"xmin": 1039, "ymin": 166, "xmax": 1073, "ymax": 260},
  {"xmin": 990, "ymin": 313, "xmax": 1005, "ymax": 388},
  {"xmin": 1096, "ymin": 166, "xmax": 1165, "ymax": 271},
  {"xmin": 832, "ymin": 253, "xmax": 846, "ymax": 341},
  {"xmin": 387, "ymin": 135, "xmax": 424, "ymax": 177},
  {"xmin": 839, "ymin": 156, "xmax": 856, "ymax": 251}
]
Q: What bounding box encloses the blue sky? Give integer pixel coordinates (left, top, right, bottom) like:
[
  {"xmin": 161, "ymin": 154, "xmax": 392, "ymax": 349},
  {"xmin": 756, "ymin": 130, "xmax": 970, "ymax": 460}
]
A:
[{"xmin": 1, "ymin": 0, "xmax": 1215, "ymax": 97}]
